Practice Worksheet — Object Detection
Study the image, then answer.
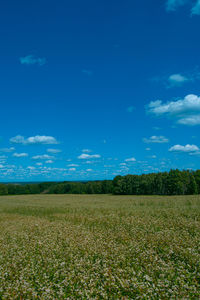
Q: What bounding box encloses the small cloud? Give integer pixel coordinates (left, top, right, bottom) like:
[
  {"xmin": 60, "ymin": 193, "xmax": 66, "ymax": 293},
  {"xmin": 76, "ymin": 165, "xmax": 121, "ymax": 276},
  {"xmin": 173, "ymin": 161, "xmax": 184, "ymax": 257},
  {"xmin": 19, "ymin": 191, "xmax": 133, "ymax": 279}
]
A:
[
  {"xmin": 85, "ymin": 161, "xmax": 93, "ymax": 164},
  {"xmin": 47, "ymin": 149, "xmax": 61, "ymax": 153},
  {"xmin": 146, "ymin": 94, "xmax": 200, "ymax": 126},
  {"xmin": 78, "ymin": 153, "xmax": 101, "ymax": 159},
  {"xmin": 82, "ymin": 69, "xmax": 93, "ymax": 76},
  {"xmin": 166, "ymin": 0, "xmax": 188, "ymax": 12},
  {"xmin": 10, "ymin": 135, "xmax": 59, "ymax": 145},
  {"xmin": 178, "ymin": 115, "xmax": 200, "ymax": 125},
  {"xmin": 125, "ymin": 157, "xmax": 136, "ymax": 162},
  {"xmin": 168, "ymin": 73, "xmax": 189, "ymax": 87},
  {"xmin": 166, "ymin": 0, "xmax": 200, "ymax": 15},
  {"xmin": 143, "ymin": 136, "xmax": 169, "ymax": 143},
  {"xmin": 10, "ymin": 135, "xmax": 25, "ymax": 144},
  {"xmin": 169, "ymin": 144, "xmax": 199, "ymax": 153},
  {"xmin": 152, "ymin": 70, "xmax": 200, "ymax": 88},
  {"xmin": 69, "ymin": 168, "xmax": 76, "ymax": 171},
  {"xmin": 45, "ymin": 160, "xmax": 54, "ymax": 164},
  {"xmin": 86, "ymin": 169, "xmax": 92, "ymax": 172},
  {"xmin": 68, "ymin": 164, "xmax": 79, "ymax": 167},
  {"xmin": 27, "ymin": 166, "xmax": 36, "ymax": 170},
  {"xmin": 149, "ymin": 155, "xmax": 157, "ymax": 159},
  {"xmin": 13, "ymin": 153, "xmax": 28, "ymax": 158},
  {"xmin": 0, "ymin": 147, "xmax": 15, "ymax": 153},
  {"xmin": 146, "ymin": 148, "xmax": 151, "ymax": 151},
  {"xmin": 127, "ymin": 106, "xmax": 135, "ymax": 113},
  {"xmin": 82, "ymin": 149, "xmax": 91, "ymax": 153},
  {"xmin": 36, "ymin": 162, "xmax": 43, "ymax": 166},
  {"xmin": 32, "ymin": 154, "xmax": 54, "ymax": 160},
  {"xmin": 20, "ymin": 55, "xmax": 46, "ymax": 66},
  {"xmin": 0, "ymin": 155, "xmax": 7, "ymax": 160}
]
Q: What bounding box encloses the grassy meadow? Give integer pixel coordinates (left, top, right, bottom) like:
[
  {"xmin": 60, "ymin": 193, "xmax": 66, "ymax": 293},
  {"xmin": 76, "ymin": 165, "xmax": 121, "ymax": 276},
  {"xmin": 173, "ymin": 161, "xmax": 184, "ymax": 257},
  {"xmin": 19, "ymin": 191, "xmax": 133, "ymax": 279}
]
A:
[{"xmin": 0, "ymin": 194, "xmax": 199, "ymax": 299}]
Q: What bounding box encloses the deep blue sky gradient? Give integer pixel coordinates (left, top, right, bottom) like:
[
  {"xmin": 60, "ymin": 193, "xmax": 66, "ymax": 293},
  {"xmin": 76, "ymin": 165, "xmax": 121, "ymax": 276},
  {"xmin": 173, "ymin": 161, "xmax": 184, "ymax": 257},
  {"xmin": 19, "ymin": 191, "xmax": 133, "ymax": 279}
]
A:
[{"xmin": 0, "ymin": 0, "xmax": 200, "ymax": 181}]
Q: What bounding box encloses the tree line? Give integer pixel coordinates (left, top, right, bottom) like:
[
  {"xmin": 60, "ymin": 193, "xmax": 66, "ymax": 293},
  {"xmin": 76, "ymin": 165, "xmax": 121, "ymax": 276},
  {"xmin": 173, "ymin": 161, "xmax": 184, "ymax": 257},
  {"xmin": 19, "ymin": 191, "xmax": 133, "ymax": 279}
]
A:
[{"xmin": 0, "ymin": 169, "xmax": 200, "ymax": 195}]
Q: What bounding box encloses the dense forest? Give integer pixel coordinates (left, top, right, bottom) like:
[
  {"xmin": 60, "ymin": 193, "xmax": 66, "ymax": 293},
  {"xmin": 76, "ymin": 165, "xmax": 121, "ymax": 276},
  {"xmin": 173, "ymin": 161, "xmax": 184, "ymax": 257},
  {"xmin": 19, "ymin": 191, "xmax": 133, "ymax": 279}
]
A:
[{"xmin": 0, "ymin": 169, "xmax": 200, "ymax": 195}]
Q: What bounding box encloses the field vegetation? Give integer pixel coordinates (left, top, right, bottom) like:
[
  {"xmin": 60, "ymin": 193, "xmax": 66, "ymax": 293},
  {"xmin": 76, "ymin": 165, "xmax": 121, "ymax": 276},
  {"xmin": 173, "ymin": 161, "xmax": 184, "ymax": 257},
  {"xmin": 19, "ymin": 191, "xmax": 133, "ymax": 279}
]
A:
[{"xmin": 0, "ymin": 194, "xmax": 199, "ymax": 298}]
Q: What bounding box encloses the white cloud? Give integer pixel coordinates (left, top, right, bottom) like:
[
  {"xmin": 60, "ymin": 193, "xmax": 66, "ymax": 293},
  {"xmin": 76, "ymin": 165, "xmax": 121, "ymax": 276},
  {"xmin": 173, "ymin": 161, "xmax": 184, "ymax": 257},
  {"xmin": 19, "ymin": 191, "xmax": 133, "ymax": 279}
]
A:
[
  {"xmin": 0, "ymin": 155, "xmax": 7, "ymax": 160},
  {"xmin": 86, "ymin": 169, "xmax": 92, "ymax": 172},
  {"xmin": 27, "ymin": 166, "xmax": 36, "ymax": 170},
  {"xmin": 69, "ymin": 168, "xmax": 76, "ymax": 171},
  {"xmin": 0, "ymin": 147, "xmax": 15, "ymax": 153},
  {"xmin": 146, "ymin": 148, "xmax": 151, "ymax": 151},
  {"xmin": 10, "ymin": 135, "xmax": 25, "ymax": 144},
  {"xmin": 82, "ymin": 149, "xmax": 91, "ymax": 153},
  {"xmin": 146, "ymin": 94, "xmax": 200, "ymax": 126},
  {"xmin": 47, "ymin": 149, "xmax": 61, "ymax": 153},
  {"xmin": 13, "ymin": 153, "xmax": 28, "ymax": 158},
  {"xmin": 166, "ymin": 0, "xmax": 188, "ymax": 12},
  {"xmin": 143, "ymin": 136, "xmax": 169, "ymax": 143},
  {"xmin": 125, "ymin": 157, "xmax": 136, "ymax": 162},
  {"xmin": 10, "ymin": 135, "xmax": 59, "ymax": 145},
  {"xmin": 78, "ymin": 153, "xmax": 101, "ymax": 159},
  {"xmin": 68, "ymin": 164, "xmax": 79, "ymax": 167},
  {"xmin": 45, "ymin": 160, "xmax": 54, "ymax": 164},
  {"xmin": 32, "ymin": 154, "xmax": 54, "ymax": 160},
  {"xmin": 153, "ymin": 70, "xmax": 200, "ymax": 88},
  {"xmin": 168, "ymin": 73, "xmax": 189, "ymax": 86},
  {"xmin": 169, "ymin": 144, "xmax": 199, "ymax": 153},
  {"xmin": 178, "ymin": 115, "xmax": 200, "ymax": 125},
  {"xmin": 20, "ymin": 55, "xmax": 46, "ymax": 66},
  {"xmin": 36, "ymin": 162, "xmax": 43, "ymax": 166},
  {"xmin": 26, "ymin": 135, "xmax": 58, "ymax": 144},
  {"xmin": 0, "ymin": 164, "xmax": 4, "ymax": 168},
  {"xmin": 166, "ymin": 0, "xmax": 200, "ymax": 15}
]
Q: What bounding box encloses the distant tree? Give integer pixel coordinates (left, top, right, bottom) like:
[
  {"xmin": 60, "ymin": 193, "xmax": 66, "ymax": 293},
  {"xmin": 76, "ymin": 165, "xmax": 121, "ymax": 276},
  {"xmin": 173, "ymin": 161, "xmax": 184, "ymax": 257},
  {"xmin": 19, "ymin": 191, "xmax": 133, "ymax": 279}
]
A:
[
  {"xmin": 49, "ymin": 183, "xmax": 66, "ymax": 194},
  {"xmin": 13, "ymin": 184, "xmax": 29, "ymax": 195},
  {"xmin": 153, "ymin": 173, "xmax": 164, "ymax": 195},
  {"xmin": 7, "ymin": 184, "xmax": 17, "ymax": 195},
  {"xmin": 86, "ymin": 182, "xmax": 95, "ymax": 194},
  {"xmin": 0, "ymin": 184, "xmax": 8, "ymax": 195},
  {"xmin": 187, "ymin": 174, "xmax": 198, "ymax": 195},
  {"xmin": 113, "ymin": 176, "xmax": 123, "ymax": 194},
  {"xmin": 26, "ymin": 184, "xmax": 40, "ymax": 194},
  {"xmin": 39, "ymin": 182, "xmax": 56, "ymax": 193},
  {"xmin": 194, "ymin": 170, "xmax": 200, "ymax": 193},
  {"xmin": 165, "ymin": 169, "xmax": 184, "ymax": 195},
  {"xmin": 101, "ymin": 180, "xmax": 113, "ymax": 194},
  {"xmin": 1, "ymin": 169, "xmax": 200, "ymax": 196}
]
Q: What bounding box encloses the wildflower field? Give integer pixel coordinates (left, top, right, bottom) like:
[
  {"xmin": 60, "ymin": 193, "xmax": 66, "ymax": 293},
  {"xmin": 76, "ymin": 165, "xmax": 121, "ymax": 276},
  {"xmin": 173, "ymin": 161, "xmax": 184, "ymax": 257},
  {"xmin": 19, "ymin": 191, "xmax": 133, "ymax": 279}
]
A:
[{"xmin": 0, "ymin": 194, "xmax": 199, "ymax": 299}]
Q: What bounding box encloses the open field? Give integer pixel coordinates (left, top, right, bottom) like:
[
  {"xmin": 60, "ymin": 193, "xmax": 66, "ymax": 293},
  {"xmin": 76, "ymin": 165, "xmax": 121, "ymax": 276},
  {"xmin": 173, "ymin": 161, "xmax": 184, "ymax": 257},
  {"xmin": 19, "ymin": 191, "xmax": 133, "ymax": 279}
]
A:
[{"xmin": 0, "ymin": 194, "xmax": 200, "ymax": 299}]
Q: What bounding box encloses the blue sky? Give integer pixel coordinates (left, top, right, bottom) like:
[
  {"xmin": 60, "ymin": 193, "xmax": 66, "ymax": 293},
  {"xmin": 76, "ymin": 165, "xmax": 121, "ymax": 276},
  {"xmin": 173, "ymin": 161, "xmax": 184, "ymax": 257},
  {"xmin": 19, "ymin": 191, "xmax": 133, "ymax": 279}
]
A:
[{"xmin": 1, "ymin": 0, "xmax": 200, "ymax": 181}]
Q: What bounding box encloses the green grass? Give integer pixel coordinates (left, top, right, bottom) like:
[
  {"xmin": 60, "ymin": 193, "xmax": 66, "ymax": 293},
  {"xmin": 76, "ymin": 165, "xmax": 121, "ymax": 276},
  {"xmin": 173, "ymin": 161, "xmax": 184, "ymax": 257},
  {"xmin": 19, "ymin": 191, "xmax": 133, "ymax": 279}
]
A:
[{"xmin": 0, "ymin": 194, "xmax": 199, "ymax": 299}]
